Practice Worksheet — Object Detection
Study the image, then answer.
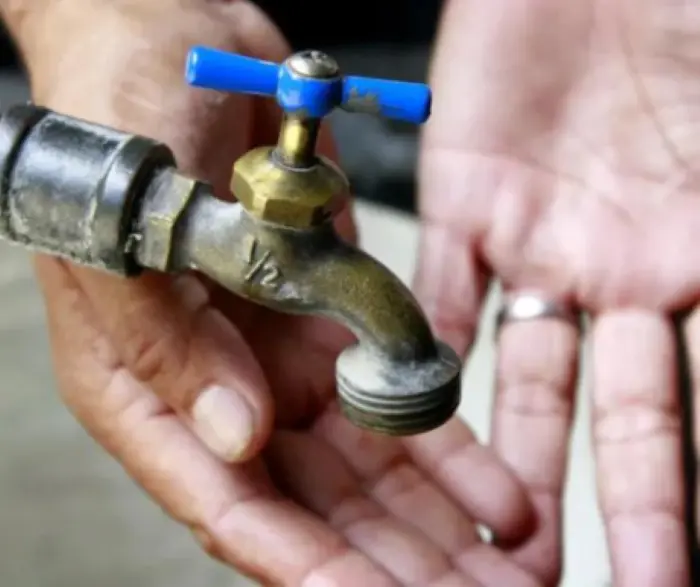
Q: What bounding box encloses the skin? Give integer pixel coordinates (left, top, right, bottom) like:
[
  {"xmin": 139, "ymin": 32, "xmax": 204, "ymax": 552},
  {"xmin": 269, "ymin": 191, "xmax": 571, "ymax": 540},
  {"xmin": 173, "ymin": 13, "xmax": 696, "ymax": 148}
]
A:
[
  {"xmin": 416, "ymin": 1, "xmax": 700, "ymax": 586},
  {"xmin": 1, "ymin": 0, "xmax": 696, "ymax": 585},
  {"xmin": 1, "ymin": 2, "xmax": 540, "ymax": 587}
]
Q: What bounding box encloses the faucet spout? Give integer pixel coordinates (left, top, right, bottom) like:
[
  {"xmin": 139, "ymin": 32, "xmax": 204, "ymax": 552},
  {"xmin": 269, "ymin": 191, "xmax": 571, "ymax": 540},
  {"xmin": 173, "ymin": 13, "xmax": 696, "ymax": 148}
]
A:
[{"xmin": 165, "ymin": 190, "xmax": 462, "ymax": 435}]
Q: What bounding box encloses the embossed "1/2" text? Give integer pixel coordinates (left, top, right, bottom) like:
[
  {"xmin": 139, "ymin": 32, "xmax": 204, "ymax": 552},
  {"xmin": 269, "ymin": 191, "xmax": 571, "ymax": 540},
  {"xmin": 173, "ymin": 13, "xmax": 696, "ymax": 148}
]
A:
[{"xmin": 244, "ymin": 237, "xmax": 281, "ymax": 287}]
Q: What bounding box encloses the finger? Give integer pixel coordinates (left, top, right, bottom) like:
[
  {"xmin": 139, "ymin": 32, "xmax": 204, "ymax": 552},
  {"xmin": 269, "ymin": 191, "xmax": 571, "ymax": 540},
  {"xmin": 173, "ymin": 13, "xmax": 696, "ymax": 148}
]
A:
[
  {"xmin": 314, "ymin": 407, "xmax": 479, "ymax": 549},
  {"xmin": 492, "ymin": 312, "xmax": 579, "ymax": 584},
  {"xmin": 415, "ymin": 0, "xmax": 595, "ymax": 355},
  {"xmin": 204, "ymin": 288, "xmax": 355, "ymax": 428},
  {"xmin": 403, "ymin": 418, "xmax": 535, "ymax": 543},
  {"xmin": 592, "ymin": 310, "xmax": 688, "ymax": 587},
  {"xmin": 413, "ymin": 221, "xmax": 488, "ymax": 357},
  {"xmin": 35, "ymin": 256, "xmax": 374, "ymax": 586},
  {"xmin": 314, "ymin": 409, "xmax": 541, "ymax": 587},
  {"xmin": 37, "ymin": 259, "xmax": 273, "ymax": 464},
  {"xmin": 413, "ymin": 0, "xmax": 498, "ymax": 358},
  {"xmin": 217, "ymin": 0, "xmax": 291, "ymax": 64},
  {"xmin": 248, "ymin": 318, "xmax": 344, "ymax": 428},
  {"xmin": 265, "ymin": 430, "xmax": 472, "ymax": 587}
]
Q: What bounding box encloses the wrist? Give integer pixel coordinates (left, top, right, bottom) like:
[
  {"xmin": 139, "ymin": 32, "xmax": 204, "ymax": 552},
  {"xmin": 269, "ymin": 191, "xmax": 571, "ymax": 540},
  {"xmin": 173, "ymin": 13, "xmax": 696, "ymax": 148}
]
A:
[
  {"xmin": 2, "ymin": 1, "xmax": 108, "ymax": 95},
  {"xmin": 1, "ymin": 1, "xmax": 213, "ymax": 103}
]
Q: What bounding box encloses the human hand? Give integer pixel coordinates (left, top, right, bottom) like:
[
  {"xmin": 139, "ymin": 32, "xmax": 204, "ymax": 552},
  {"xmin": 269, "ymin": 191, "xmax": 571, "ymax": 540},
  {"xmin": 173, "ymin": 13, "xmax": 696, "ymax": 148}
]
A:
[
  {"xmin": 416, "ymin": 1, "xmax": 700, "ymax": 585},
  {"xmin": 5, "ymin": 2, "xmax": 544, "ymax": 585}
]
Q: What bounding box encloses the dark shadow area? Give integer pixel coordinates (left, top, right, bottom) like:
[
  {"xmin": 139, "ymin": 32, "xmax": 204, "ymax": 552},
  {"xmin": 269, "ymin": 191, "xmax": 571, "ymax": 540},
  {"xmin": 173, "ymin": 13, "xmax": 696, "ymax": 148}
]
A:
[
  {"xmin": 253, "ymin": 0, "xmax": 440, "ymax": 49},
  {"xmin": 0, "ymin": 20, "xmax": 19, "ymax": 69},
  {"xmin": 674, "ymin": 311, "xmax": 700, "ymax": 584}
]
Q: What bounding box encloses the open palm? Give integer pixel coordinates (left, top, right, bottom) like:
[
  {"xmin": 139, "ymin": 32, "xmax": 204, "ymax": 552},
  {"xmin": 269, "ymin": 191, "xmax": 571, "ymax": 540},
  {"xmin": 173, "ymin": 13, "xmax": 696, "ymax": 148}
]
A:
[
  {"xmin": 18, "ymin": 2, "xmax": 557, "ymax": 586},
  {"xmin": 417, "ymin": 1, "xmax": 700, "ymax": 585}
]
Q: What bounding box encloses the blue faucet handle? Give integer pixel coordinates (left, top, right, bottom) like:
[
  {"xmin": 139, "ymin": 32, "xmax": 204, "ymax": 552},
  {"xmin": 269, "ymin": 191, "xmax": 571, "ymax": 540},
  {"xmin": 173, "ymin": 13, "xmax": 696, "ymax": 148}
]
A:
[{"xmin": 185, "ymin": 46, "xmax": 432, "ymax": 125}]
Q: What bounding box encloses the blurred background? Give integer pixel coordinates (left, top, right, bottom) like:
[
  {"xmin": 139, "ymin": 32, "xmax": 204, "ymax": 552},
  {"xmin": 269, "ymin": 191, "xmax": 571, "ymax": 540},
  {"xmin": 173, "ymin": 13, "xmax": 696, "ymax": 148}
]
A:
[{"xmin": 0, "ymin": 4, "xmax": 614, "ymax": 587}]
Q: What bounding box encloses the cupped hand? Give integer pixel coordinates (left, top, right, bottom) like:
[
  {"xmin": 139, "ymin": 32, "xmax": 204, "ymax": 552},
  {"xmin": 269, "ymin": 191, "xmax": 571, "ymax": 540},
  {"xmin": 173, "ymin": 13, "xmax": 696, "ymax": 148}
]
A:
[
  {"xmin": 417, "ymin": 0, "xmax": 700, "ymax": 585},
  {"xmin": 18, "ymin": 2, "xmax": 542, "ymax": 585}
]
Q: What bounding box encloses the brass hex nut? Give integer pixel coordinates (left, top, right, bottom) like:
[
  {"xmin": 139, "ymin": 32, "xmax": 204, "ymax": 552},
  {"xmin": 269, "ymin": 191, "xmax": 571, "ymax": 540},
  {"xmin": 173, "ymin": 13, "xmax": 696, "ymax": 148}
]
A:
[
  {"xmin": 136, "ymin": 170, "xmax": 198, "ymax": 271},
  {"xmin": 230, "ymin": 147, "xmax": 349, "ymax": 228}
]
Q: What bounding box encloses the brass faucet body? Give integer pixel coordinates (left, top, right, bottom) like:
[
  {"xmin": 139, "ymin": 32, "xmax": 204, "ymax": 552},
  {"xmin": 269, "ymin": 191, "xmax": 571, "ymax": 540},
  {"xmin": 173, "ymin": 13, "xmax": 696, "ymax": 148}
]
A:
[
  {"xmin": 0, "ymin": 49, "xmax": 462, "ymax": 436},
  {"xmin": 137, "ymin": 155, "xmax": 461, "ymax": 435}
]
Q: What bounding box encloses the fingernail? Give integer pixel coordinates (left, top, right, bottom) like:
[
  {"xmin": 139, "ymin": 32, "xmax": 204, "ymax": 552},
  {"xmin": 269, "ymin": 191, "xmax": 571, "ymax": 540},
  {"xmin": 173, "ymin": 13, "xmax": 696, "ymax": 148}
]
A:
[{"xmin": 191, "ymin": 385, "xmax": 254, "ymax": 462}]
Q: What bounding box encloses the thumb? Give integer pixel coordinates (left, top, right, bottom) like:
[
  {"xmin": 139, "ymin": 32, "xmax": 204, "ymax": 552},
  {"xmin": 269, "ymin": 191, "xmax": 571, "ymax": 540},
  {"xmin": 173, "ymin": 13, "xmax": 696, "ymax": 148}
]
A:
[
  {"xmin": 35, "ymin": 257, "xmax": 274, "ymax": 463},
  {"xmin": 412, "ymin": 0, "xmax": 496, "ymax": 357},
  {"xmin": 413, "ymin": 149, "xmax": 490, "ymax": 356}
]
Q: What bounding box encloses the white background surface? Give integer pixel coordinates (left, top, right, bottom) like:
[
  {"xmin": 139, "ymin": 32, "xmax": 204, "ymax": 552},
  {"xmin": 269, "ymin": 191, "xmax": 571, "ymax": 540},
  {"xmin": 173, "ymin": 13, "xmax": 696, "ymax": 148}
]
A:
[{"xmin": 355, "ymin": 202, "xmax": 610, "ymax": 587}]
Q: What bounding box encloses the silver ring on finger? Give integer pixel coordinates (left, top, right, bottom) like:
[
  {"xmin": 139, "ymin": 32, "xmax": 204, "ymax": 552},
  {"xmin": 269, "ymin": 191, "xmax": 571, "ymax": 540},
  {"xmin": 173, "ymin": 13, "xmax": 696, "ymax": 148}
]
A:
[{"xmin": 495, "ymin": 291, "xmax": 581, "ymax": 334}]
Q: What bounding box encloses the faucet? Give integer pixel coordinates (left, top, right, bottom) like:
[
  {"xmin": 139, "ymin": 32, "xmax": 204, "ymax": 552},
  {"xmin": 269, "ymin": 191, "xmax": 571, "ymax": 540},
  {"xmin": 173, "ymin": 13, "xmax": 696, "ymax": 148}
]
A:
[{"xmin": 0, "ymin": 47, "xmax": 462, "ymax": 436}]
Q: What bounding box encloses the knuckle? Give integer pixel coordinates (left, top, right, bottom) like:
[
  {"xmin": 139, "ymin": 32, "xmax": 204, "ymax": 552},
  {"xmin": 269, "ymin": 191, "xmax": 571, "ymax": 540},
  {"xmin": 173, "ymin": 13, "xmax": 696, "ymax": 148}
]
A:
[
  {"xmin": 120, "ymin": 318, "xmax": 185, "ymax": 387},
  {"xmin": 113, "ymin": 277, "xmax": 216, "ymax": 405},
  {"xmin": 191, "ymin": 524, "xmax": 226, "ymax": 563},
  {"xmin": 593, "ymin": 399, "xmax": 680, "ymax": 444},
  {"xmin": 496, "ymin": 381, "xmax": 572, "ymax": 420}
]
